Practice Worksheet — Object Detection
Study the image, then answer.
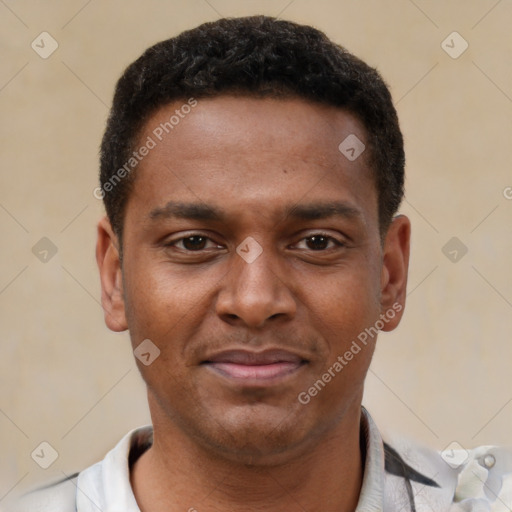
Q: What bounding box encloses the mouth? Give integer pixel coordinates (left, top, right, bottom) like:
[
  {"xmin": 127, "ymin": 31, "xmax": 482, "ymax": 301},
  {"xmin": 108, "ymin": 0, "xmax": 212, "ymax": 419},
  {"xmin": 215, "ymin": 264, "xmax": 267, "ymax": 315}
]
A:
[{"xmin": 201, "ymin": 349, "xmax": 308, "ymax": 383}]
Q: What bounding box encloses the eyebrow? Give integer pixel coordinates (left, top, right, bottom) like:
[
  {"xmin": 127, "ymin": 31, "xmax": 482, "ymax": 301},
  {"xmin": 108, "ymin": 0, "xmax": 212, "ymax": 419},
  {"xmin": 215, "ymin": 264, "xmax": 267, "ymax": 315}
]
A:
[
  {"xmin": 285, "ymin": 201, "xmax": 362, "ymax": 221},
  {"xmin": 149, "ymin": 202, "xmax": 223, "ymax": 221},
  {"xmin": 148, "ymin": 200, "xmax": 362, "ymax": 223}
]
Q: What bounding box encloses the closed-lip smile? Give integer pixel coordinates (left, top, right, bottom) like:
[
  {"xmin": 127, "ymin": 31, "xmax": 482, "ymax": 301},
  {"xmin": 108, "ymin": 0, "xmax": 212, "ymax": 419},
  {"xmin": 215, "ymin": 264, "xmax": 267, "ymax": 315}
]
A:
[{"xmin": 201, "ymin": 349, "xmax": 308, "ymax": 382}]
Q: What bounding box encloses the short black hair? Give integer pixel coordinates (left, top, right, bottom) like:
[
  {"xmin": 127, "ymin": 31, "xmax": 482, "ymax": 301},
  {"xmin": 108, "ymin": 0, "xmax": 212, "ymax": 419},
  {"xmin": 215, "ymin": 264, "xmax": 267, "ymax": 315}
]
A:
[{"xmin": 99, "ymin": 15, "xmax": 404, "ymax": 241}]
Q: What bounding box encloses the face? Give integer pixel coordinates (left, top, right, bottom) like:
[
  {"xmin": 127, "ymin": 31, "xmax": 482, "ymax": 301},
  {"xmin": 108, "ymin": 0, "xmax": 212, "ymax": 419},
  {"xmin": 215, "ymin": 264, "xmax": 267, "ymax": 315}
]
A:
[{"xmin": 97, "ymin": 95, "xmax": 410, "ymax": 464}]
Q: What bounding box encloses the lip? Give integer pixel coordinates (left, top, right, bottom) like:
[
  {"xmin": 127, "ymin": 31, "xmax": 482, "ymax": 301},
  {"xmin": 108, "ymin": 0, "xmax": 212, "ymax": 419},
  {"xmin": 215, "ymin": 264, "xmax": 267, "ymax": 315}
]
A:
[{"xmin": 201, "ymin": 349, "xmax": 308, "ymax": 383}]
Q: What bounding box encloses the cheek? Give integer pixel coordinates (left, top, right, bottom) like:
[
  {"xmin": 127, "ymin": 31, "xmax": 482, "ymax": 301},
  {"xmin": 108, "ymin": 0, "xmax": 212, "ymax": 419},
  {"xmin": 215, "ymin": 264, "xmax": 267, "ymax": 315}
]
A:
[
  {"xmin": 298, "ymin": 280, "xmax": 378, "ymax": 414},
  {"xmin": 121, "ymin": 261, "xmax": 221, "ymax": 391},
  {"xmin": 304, "ymin": 267, "xmax": 381, "ymax": 338},
  {"xmin": 297, "ymin": 267, "xmax": 381, "ymax": 400},
  {"xmin": 122, "ymin": 259, "xmax": 205, "ymax": 336}
]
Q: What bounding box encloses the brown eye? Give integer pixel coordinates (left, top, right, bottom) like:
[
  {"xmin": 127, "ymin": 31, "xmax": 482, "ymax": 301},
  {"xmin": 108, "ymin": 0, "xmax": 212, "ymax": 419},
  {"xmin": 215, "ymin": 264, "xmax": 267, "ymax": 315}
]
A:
[
  {"xmin": 165, "ymin": 233, "xmax": 224, "ymax": 255},
  {"xmin": 305, "ymin": 235, "xmax": 331, "ymax": 250},
  {"xmin": 180, "ymin": 236, "xmax": 208, "ymax": 251}
]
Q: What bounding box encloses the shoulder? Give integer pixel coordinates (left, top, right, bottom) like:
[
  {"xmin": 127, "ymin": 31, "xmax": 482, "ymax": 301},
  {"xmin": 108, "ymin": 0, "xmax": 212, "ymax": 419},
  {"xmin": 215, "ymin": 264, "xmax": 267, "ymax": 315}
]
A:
[
  {"xmin": 451, "ymin": 445, "xmax": 512, "ymax": 509},
  {"xmin": 5, "ymin": 473, "xmax": 79, "ymax": 512},
  {"xmin": 385, "ymin": 437, "xmax": 512, "ymax": 511},
  {"xmin": 5, "ymin": 426, "xmax": 152, "ymax": 512}
]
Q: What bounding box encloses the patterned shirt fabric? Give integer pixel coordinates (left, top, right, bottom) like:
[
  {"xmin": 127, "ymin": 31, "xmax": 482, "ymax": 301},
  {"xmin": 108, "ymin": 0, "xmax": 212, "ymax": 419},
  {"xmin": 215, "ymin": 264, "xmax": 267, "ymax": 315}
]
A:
[{"xmin": 8, "ymin": 408, "xmax": 512, "ymax": 511}]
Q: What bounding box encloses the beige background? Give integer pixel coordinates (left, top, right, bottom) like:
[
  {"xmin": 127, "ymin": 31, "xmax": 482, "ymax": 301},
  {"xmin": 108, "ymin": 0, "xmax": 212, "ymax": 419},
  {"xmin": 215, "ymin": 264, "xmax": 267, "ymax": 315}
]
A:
[{"xmin": 1, "ymin": 0, "xmax": 512, "ymax": 503}]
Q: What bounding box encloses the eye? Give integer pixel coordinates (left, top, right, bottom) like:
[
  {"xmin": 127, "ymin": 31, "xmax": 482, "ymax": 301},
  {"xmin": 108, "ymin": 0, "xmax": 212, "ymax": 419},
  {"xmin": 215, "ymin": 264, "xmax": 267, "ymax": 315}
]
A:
[
  {"xmin": 171, "ymin": 235, "xmax": 220, "ymax": 251},
  {"xmin": 295, "ymin": 234, "xmax": 343, "ymax": 251}
]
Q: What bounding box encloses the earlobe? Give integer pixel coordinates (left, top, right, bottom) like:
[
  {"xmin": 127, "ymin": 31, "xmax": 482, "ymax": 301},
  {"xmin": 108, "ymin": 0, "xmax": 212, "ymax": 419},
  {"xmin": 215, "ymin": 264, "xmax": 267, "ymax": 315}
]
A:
[
  {"xmin": 96, "ymin": 216, "xmax": 128, "ymax": 332},
  {"xmin": 379, "ymin": 215, "xmax": 411, "ymax": 332}
]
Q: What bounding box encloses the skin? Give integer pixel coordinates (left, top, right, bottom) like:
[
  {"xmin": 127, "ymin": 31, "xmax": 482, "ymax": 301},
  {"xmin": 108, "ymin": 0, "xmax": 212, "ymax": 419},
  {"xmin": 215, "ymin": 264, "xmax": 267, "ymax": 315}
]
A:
[{"xmin": 96, "ymin": 95, "xmax": 410, "ymax": 511}]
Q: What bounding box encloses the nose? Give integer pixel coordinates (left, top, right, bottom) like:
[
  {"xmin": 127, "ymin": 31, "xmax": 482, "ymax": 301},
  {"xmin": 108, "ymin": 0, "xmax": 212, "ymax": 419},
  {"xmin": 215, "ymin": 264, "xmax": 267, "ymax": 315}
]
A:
[{"xmin": 215, "ymin": 243, "xmax": 297, "ymax": 329}]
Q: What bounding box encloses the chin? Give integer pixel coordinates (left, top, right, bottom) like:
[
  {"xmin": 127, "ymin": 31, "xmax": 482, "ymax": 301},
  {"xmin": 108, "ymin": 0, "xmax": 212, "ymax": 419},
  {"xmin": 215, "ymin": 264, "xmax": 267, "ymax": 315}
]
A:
[{"xmin": 188, "ymin": 402, "xmax": 317, "ymax": 466}]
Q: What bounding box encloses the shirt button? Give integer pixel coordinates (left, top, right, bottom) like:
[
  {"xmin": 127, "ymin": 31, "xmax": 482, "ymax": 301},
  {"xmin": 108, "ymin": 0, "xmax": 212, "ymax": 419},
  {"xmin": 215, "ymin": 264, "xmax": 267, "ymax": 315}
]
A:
[{"xmin": 483, "ymin": 454, "xmax": 496, "ymax": 468}]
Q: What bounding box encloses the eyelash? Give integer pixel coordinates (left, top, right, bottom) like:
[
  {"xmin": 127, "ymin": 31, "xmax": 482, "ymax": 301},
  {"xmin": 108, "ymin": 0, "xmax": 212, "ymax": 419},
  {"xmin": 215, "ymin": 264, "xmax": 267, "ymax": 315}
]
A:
[{"xmin": 166, "ymin": 233, "xmax": 344, "ymax": 252}]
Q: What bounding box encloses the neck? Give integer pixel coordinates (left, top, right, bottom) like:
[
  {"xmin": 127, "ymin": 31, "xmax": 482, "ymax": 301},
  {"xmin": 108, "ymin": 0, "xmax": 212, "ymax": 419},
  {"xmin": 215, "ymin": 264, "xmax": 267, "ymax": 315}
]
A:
[{"xmin": 131, "ymin": 405, "xmax": 364, "ymax": 512}]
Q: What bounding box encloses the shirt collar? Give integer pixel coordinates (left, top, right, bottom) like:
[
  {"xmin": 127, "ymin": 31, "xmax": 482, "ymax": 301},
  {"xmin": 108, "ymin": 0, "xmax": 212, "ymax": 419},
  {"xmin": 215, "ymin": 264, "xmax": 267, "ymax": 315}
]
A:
[
  {"xmin": 76, "ymin": 426, "xmax": 151, "ymax": 512},
  {"xmin": 356, "ymin": 406, "xmax": 387, "ymax": 511},
  {"xmin": 77, "ymin": 409, "xmax": 389, "ymax": 512}
]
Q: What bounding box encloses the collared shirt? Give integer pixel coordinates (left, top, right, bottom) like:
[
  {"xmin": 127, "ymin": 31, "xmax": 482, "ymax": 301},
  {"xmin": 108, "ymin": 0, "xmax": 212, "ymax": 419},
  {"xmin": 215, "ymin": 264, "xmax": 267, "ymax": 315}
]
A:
[{"xmin": 9, "ymin": 409, "xmax": 512, "ymax": 511}]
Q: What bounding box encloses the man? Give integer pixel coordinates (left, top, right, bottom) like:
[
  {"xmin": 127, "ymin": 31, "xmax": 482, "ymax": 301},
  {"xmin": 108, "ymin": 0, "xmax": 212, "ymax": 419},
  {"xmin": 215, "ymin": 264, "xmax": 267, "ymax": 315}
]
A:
[{"xmin": 12, "ymin": 15, "xmax": 512, "ymax": 512}]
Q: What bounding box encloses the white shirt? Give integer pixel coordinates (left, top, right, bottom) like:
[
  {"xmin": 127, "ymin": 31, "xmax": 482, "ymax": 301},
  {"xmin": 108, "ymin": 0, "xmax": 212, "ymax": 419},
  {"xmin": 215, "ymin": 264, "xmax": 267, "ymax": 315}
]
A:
[{"xmin": 9, "ymin": 409, "xmax": 512, "ymax": 511}]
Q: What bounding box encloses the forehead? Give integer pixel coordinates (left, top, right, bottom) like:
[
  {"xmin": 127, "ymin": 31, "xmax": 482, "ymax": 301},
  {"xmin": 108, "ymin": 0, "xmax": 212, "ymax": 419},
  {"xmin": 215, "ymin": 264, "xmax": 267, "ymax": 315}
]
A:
[
  {"xmin": 139, "ymin": 95, "xmax": 368, "ymax": 163},
  {"xmin": 127, "ymin": 95, "xmax": 377, "ymax": 227}
]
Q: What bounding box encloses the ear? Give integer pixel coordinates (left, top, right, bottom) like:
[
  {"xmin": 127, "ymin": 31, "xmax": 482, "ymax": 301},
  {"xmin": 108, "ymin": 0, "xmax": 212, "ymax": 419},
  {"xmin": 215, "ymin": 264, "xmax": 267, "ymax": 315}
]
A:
[
  {"xmin": 96, "ymin": 216, "xmax": 128, "ymax": 332},
  {"xmin": 379, "ymin": 215, "xmax": 411, "ymax": 331}
]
